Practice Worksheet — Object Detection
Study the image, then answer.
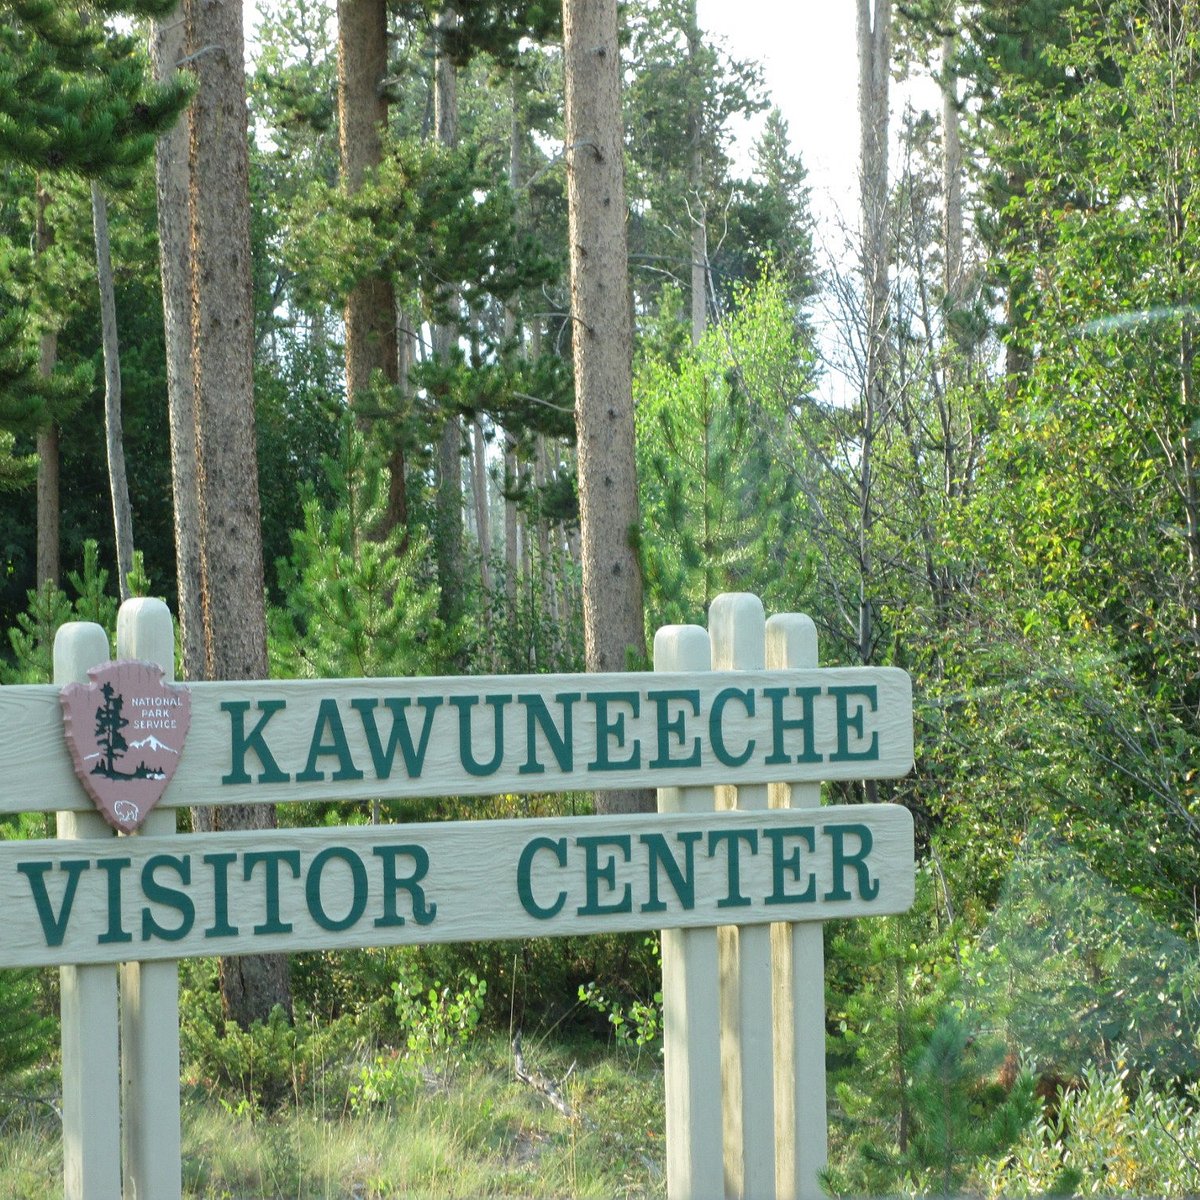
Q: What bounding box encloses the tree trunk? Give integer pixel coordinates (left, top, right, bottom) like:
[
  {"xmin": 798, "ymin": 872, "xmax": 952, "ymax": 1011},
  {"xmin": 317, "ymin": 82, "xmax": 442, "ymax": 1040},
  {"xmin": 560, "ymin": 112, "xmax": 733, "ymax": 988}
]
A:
[
  {"xmin": 91, "ymin": 182, "xmax": 135, "ymax": 601},
  {"xmin": 856, "ymin": 0, "xmax": 891, "ymax": 671},
  {"xmin": 337, "ymin": 0, "xmax": 405, "ymax": 531},
  {"xmin": 563, "ymin": 0, "xmax": 649, "ymax": 813},
  {"xmin": 941, "ymin": 31, "xmax": 964, "ymax": 308},
  {"xmin": 185, "ymin": 0, "xmax": 289, "ymax": 1025},
  {"xmin": 686, "ymin": 1, "xmax": 707, "ymax": 345},
  {"xmin": 433, "ymin": 7, "xmax": 464, "ymax": 630},
  {"xmin": 857, "ymin": 0, "xmax": 890, "ymax": 804},
  {"xmin": 502, "ymin": 84, "xmax": 524, "ymax": 621},
  {"xmin": 35, "ymin": 180, "xmax": 59, "ymax": 591},
  {"xmin": 472, "ymin": 416, "xmax": 492, "ymax": 597},
  {"xmin": 152, "ymin": 11, "xmax": 205, "ymax": 683}
]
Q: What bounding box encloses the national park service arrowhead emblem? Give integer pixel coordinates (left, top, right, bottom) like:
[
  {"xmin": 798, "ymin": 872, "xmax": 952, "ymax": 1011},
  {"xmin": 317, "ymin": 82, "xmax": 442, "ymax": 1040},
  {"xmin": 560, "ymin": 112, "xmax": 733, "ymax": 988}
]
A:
[{"xmin": 60, "ymin": 660, "xmax": 190, "ymax": 833}]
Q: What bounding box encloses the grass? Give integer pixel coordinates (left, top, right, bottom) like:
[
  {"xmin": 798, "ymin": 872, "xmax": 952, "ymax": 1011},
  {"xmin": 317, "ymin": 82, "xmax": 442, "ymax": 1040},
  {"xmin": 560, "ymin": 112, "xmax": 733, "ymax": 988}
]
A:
[{"xmin": 0, "ymin": 1034, "xmax": 667, "ymax": 1200}]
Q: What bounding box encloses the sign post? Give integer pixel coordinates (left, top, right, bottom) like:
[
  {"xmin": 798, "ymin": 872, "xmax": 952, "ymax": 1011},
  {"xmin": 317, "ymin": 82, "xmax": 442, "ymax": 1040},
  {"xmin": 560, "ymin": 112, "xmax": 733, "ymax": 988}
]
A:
[{"xmin": 0, "ymin": 592, "xmax": 915, "ymax": 1200}]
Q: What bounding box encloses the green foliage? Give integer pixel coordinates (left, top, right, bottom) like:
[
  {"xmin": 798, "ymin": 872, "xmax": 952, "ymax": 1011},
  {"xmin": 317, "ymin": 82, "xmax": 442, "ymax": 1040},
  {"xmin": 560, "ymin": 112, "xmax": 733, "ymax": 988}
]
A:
[
  {"xmin": 3, "ymin": 537, "xmax": 122, "ymax": 681},
  {"xmin": 974, "ymin": 1061, "xmax": 1200, "ymax": 1197},
  {"xmin": 179, "ymin": 959, "xmax": 365, "ymax": 1115},
  {"xmin": 271, "ymin": 419, "xmax": 443, "ymax": 680},
  {"xmin": 897, "ymin": 1014, "xmax": 1037, "ymax": 1198},
  {"xmin": 635, "ymin": 276, "xmax": 816, "ymax": 630},
  {"xmin": 578, "ymin": 937, "xmax": 663, "ymax": 1054},
  {"xmin": 827, "ymin": 886, "xmax": 1038, "ymax": 1197},
  {"xmin": 476, "ymin": 544, "xmax": 584, "ymax": 675},
  {"xmin": 960, "ymin": 827, "xmax": 1200, "ymax": 1083},
  {"xmin": 0, "ymin": 967, "xmax": 54, "ymax": 1083},
  {"xmin": 0, "ymin": 0, "xmax": 191, "ymax": 183},
  {"xmin": 4, "ymin": 578, "xmax": 71, "ymax": 683},
  {"xmin": 393, "ymin": 971, "xmax": 489, "ymax": 1063},
  {"xmin": 288, "ymin": 136, "xmax": 554, "ymax": 334}
]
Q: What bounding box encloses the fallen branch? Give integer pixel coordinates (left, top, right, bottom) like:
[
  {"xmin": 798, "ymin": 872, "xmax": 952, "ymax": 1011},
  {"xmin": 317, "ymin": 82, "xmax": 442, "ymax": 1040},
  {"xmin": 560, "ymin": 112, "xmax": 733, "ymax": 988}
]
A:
[{"xmin": 512, "ymin": 1031, "xmax": 578, "ymax": 1122}]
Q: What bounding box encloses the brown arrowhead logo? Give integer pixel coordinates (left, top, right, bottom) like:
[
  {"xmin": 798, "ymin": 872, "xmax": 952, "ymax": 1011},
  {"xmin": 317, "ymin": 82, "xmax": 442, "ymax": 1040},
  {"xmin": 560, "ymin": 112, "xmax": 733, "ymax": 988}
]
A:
[{"xmin": 60, "ymin": 660, "xmax": 190, "ymax": 834}]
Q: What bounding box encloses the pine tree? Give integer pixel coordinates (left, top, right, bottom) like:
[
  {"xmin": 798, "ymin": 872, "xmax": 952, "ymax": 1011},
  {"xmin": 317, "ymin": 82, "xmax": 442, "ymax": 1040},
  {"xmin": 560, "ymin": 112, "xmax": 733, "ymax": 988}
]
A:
[{"xmin": 0, "ymin": 0, "xmax": 189, "ymax": 592}]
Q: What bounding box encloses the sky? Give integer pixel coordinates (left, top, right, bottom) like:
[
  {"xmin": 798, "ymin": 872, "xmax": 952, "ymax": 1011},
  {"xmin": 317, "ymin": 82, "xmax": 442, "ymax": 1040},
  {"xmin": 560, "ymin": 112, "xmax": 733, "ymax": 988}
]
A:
[{"xmin": 696, "ymin": 1, "xmax": 861, "ymax": 224}]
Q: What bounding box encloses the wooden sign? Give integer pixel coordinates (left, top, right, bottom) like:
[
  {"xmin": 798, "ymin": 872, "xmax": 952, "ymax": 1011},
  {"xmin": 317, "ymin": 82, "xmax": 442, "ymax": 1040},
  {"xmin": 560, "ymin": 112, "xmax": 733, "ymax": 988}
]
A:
[
  {"xmin": 0, "ymin": 805, "xmax": 914, "ymax": 968},
  {"xmin": 60, "ymin": 661, "xmax": 191, "ymax": 833},
  {"xmin": 0, "ymin": 667, "xmax": 913, "ymax": 814}
]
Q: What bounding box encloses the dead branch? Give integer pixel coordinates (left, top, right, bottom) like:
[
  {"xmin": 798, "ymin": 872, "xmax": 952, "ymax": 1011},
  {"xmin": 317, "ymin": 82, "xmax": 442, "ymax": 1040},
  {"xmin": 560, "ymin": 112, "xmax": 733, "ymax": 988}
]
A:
[{"xmin": 512, "ymin": 1030, "xmax": 579, "ymax": 1122}]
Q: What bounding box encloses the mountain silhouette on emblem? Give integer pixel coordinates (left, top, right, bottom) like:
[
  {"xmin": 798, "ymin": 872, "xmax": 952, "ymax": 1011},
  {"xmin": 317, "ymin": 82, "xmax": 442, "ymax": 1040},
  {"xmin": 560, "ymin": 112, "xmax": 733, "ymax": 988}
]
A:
[{"xmin": 129, "ymin": 735, "xmax": 179, "ymax": 755}]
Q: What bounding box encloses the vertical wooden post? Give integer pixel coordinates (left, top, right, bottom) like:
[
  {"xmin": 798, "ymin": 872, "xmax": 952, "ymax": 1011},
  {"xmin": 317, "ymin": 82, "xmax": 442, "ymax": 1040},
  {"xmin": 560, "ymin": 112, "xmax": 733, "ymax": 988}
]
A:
[
  {"xmin": 54, "ymin": 622, "xmax": 122, "ymax": 1200},
  {"xmin": 653, "ymin": 624, "xmax": 724, "ymax": 1200},
  {"xmin": 767, "ymin": 614, "xmax": 827, "ymax": 1200},
  {"xmin": 116, "ymin": 598, "xmax": 182, "ymax": 1200},
  {"xmin": 709, "ymin": 593, "xmax": 776, "ymax": 1199}
]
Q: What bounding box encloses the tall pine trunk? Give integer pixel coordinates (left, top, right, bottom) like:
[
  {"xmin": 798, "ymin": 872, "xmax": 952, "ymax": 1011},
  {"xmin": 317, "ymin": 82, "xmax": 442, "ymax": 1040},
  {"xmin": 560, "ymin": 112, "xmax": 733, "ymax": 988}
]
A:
[
  {"xmin": 686, "ymin": 1, "xmax": 707, "ymax": 345},
  {"xmin": 34, "ymin": 180, "xmax": 58, "ymax": 591},
  {"xmin": 338, "ymin": 0, "xmax": 406, "ymax": 532},
  {"xmin": 856, "ymin": 0, "xmax": 891, "ymax": 671},
  {"xmin": 184, "ymin": 0, "xmax": 290, "ymax": 1026},
  {"xmin": 941, "ymin": 31, "xmax": 963, "ymax": 308},
  {"xmin": 857, "ymin": 0, "xmax": 891, "ymax": 805},
  {"xmin": 433, "ymin": 7, "xmax": 464, "ymax": 631},
  {"xmin": 563, "ymin": 0, "xmax": 649, "ymax": 813},
  {"xmin": 91, "ymin": 182, "xmax": 135, "ymax": 601},
  {"xmin": 152, "ymin": 11, "xmax": 205, "ymax": 682}
]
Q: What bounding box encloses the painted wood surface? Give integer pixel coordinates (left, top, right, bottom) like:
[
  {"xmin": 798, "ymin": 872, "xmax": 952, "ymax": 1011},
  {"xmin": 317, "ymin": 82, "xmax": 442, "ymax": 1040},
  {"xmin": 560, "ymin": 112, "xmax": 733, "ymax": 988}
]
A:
[
  {"xmin": 767, "ymin": 612, "xmax": 828, "ymax": 1200},
  {"xmin": 655, "ymin": 623, "xmax": 725, "ymax": 1200},
  {"xmin": 711, "ymin": 594, "xmax": 776, "ymax": 1200},
  {"xmin": 54, "ymin": 623, "xmax": 123, "ymax": 1200},
  {"xmin": 115, "ymin": 599, "xmax": 182, "ymax": 1200},
  {"xmin": 0, "ymin": 804, "xmax": 914, "ymax": 969},
  {"xmin": 0, "ymin": 666, "xmax": 914, "ymax": 814}
]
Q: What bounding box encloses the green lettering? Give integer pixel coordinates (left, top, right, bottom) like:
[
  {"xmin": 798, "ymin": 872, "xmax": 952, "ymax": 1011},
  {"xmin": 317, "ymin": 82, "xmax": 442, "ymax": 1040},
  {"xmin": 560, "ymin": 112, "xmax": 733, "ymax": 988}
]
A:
[
  {"xmin": 518, "ymin": 693, "xmax": 579, "ymax": 775},
  {"xmin": 828, "ymin": 685, "xmax": 880, "ymax": 763},
  {"xmin": 141, "ymin": 854, "xmax": 195, "ymax": 941},
  {"xmin": 516, "ymin": 837, "xmax": 568, "ymax": 920},
  {"xmin": 639, "ymin": 831, "xmax": 701, "ymax": 912},
  {"xmin": 203, "ymin": 852, "xmax": 239, "ymax": 938},
  {"xmin": 824, "ymin": 823, "xmax": 880, "ymax": 901},
  {"xmin": 17, "ymin": 860, "xmax": 89, "ymax": 948},
  {"xmin": 296, "ymin": 699, "xmax": 365, "ymax": 783},
  {"xmin": 647, "ymin": 690, "xmax": 701, "ymax": 770},
  {"xmin": 97, "ymin": 857, "xmax": 133, "ymax": 944},
  {"xmin": 243, "ymin": 850, "xmax": 301, "ymax": 934},
  {"xmin": 577, "ymin": 835, "xmax": 633, "ymax": 915},
  {"xmin": 706, "ymin": 829, "xmax": 758, "ymax": 908},
  {"xmin": 764, "ymin": 827, "xmax": 816, "ymax": 905},
  {"xmin": 222, "ymin": 700, "xmax": 290, "ymax": 784},
  {"xmin": 450, "ymin": 694, "xmax": 511, "ymax": 777},
  {"xmin": 587, "ymin": 692, "xmax": 641, "ymax": 771},
  {"xmin": 710, "ymin": 687, "xmax": 756, "ymax": 768},
  {"xmin": 763, "ymin": 687, "xmax": 823, "ymax": 765},
  {"xmin": 306, "ymin": 847, "xmax": 368, "ymax": 932},
  {"xmin": 351, "ymin": 697, "xmax": 442, "ymax": 779},
  {"xmin": 373, "ymin": 844, "xmax": 437, "ymax": 927}
]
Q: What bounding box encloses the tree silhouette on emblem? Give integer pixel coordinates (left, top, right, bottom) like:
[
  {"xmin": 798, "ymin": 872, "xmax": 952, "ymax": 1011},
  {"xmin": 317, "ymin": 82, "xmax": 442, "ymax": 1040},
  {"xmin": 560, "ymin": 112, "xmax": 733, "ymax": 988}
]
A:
[{"xmin": 93, "ymin": 682, "xmax": 129, "ymax": 779}]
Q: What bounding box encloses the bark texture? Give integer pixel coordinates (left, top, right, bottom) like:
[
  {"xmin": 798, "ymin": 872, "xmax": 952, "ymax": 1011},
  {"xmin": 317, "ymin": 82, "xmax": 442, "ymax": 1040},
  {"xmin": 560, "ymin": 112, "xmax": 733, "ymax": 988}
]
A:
[
  {"xmin": 35, "ymin": 181, "xmax": 59, "ymax": 590},
  {"xmin": 563, "ymin": 0, "xmax": 649, "ymax": 813},
  {"xmin": 152, "ymin": 10, "xmax": 205, "ymax": 680},
  {"xmin": 941, "ymin": 32, "xmax": 963, "ymax": 306},
  {"xmin": 433, "ymin": 7, "xmax": 464, "ymax": 628},
  {"xmin": 337, "ymin": 0, "xmax": 405, "ymax": 530},
  {"xmin": 91, "ymin": 182, "xmax": 135, "ymax": 601},
  {"xmin": 184, "ymin": 0, "xmax": 289, "ymax": 1024},
  {"xmin": 686, "ymin": 2, "xmax": 707, "ymax": 345},
  {"xmin": 856, "ymin": 0, "xmax": 891, "ymax": 670}
]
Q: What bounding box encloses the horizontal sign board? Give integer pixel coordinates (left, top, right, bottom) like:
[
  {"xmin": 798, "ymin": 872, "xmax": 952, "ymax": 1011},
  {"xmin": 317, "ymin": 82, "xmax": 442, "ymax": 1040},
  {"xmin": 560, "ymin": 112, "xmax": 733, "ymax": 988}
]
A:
[
  {"xmin": 0, "ymin": 805, "xmax": 914, "ymax": 967},
  {"xmin": 0, "ymin": 668, "xmax": 913, "ymax": 815}
]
